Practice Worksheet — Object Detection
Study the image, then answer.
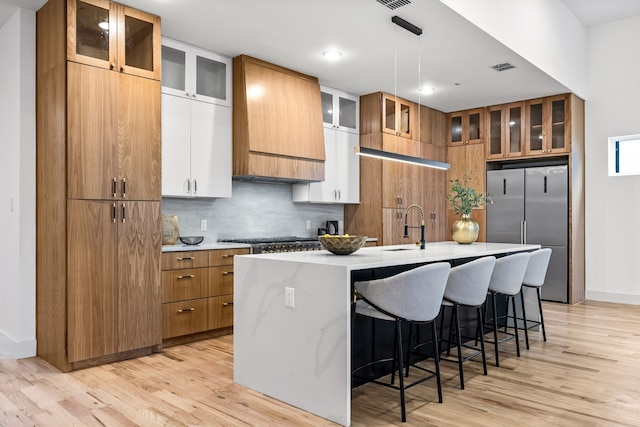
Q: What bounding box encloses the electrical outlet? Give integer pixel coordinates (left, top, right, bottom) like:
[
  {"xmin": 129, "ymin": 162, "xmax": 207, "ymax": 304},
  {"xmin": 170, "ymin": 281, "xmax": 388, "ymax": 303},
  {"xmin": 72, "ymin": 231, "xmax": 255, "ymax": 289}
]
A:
[
  {"xmin": 285, "ymin": 287, "xmax": 295, "ymax": 308},
  {"xmin": 201, "ymin": 219, "xmax": 207, "ymax": 231},
  {"xmin": 305, "ymin": 220, "xmax": 311, "ymax": 230}
]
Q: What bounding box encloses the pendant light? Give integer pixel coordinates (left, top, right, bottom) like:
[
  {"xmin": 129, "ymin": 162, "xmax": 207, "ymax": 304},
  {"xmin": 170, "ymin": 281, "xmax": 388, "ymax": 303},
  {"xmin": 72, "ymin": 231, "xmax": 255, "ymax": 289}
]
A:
[{"xmin": 355, "ymin": 16, "xmax": 450, "ymax": 171}]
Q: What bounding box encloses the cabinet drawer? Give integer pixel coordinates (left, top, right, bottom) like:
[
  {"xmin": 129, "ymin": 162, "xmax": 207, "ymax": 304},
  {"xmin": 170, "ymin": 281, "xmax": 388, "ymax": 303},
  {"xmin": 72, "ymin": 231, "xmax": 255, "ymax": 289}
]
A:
[
  {"xmin": 208, "ymin": 295, "xmax": 234, "ymax": 330},
  {"xmin": 162, "ymin": 298, "xmax": 209, "ymax": 339},
  {"xmin": 162, "ymin": 251, "xmax": 208, "ymax": 270},
  {"xmin": 162, "ymin": 268, "xmax": 208, "ymax": 302},
  {"xmin": 209, "ymin": 266, "xmax": 234, "ymax": 296},
  {"xmin": 209, "ymin": 248, "xmax": 249, "ymax": 266}
]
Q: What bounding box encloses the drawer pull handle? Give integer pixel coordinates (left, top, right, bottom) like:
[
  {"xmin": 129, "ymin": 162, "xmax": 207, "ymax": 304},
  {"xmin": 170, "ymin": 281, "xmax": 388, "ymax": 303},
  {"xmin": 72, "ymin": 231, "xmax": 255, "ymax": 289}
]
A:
[
  {"xmin": 177, "ymin": 257, "xmax": 194, "ymax": 261},
  {"xmin": 177, "ymin": 275, "xmax": 195, "ymax": 279},
  {"xmin": 222, "ymin": 254, "xmax": 235, "ymax": 258},
  {"xmin": 223, "ymin": 302, "xmax": 234, "ymax": 307},
  {"xmin": 177, "ymin": 308, "xmax": 195, "ymax": 313},
  {"xmin": 222, "ymin": 271, "xmax": 233, "ymax": 275}
]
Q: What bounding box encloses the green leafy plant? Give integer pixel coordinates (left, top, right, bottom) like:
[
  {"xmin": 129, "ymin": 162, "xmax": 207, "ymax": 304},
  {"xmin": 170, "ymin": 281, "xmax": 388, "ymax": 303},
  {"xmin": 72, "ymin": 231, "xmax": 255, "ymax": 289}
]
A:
[{"xmin": 447, "ymin": 172, "xmax": 492, "ymax": 217}]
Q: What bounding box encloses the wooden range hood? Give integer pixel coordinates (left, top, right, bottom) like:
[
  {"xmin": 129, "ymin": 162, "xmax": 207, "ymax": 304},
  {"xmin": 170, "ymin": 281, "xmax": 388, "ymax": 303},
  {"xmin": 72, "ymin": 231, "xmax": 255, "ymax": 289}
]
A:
[{"xmin": 232, "ymin": 55, "xmax": 325, "ymax": 183}]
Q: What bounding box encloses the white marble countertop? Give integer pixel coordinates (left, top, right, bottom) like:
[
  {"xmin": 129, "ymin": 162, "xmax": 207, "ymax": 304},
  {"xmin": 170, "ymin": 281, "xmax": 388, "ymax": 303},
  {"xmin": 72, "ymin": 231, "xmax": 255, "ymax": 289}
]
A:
[
  {"xmin": 161, "ymin": 242, "xmax": 251, "ymax": 252},
  {"xmin": 239, "ymin": 241, "xmax": 540, "ymax": 270}
]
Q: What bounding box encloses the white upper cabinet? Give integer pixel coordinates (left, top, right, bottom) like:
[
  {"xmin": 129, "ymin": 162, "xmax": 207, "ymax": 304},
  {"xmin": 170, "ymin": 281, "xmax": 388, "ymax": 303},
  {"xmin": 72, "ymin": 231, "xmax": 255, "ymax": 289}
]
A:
[
  {"xmin": 162, "ymin": 93, "xmax": 232, "ymax": 198},
  {"xmin": 161, "ymin": 37, "xmax": 231, "ymax": 107},
  {"xmin": 293, "ymin": 86, "xmax": 360, "ymax": 204},
  {"xmin": 321, "ymin": 85, "xmax": 359, "ymax": 134}
]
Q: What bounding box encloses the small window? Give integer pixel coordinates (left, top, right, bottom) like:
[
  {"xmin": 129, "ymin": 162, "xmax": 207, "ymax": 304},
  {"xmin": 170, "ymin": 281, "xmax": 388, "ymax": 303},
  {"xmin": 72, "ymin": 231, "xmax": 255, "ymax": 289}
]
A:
[{"xmin": 608, "ymin": 134, "xmax": 640, "ymax": 176}]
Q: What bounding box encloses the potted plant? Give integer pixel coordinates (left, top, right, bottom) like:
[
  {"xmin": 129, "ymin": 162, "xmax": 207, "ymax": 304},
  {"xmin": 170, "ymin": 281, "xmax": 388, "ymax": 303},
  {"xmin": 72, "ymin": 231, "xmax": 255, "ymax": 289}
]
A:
[{"xmin": 447, "ymin": 172, "xmax": 492, "ymax": 244}]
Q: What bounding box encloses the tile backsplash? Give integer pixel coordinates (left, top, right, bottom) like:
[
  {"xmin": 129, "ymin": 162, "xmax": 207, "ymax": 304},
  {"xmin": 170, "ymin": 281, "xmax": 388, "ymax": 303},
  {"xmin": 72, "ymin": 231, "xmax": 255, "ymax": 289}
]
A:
[{"xmin": 161, "ymin": 181, "xmax": 343, "ymax": 243}]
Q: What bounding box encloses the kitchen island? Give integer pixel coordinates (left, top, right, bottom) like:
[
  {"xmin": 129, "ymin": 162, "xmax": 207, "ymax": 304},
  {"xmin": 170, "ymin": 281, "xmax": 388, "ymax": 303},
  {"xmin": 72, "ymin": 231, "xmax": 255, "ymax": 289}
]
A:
[{"xmin": 233, "ymin": 242, "xmax": 540, "ymax": 426}]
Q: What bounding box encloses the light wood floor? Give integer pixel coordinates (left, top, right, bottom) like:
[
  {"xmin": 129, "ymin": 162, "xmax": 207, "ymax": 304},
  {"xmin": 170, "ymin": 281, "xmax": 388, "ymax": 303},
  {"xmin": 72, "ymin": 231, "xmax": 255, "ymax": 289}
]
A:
[{"xmin": 1, "ymin": 300, "xmax": 639, "ymax": 426}]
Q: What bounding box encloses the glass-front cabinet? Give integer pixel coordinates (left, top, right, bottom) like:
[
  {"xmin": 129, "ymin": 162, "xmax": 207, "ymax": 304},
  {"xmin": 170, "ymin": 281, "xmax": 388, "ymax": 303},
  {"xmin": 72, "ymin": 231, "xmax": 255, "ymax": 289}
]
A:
[
  {"xmin": 486, "ymin": 102, "xmax": 524, "ymax": 159},
  {"xmin": 382, "ymin": 93, "xmax": 414, "ymax": 139},
  {"xmin": 161, "ymin": 37, "xmax": 231, "ymax": 106},
  {"xmin": 525, "ymin": 94, "xmax": 570, "ymax": 156},
  {"xmin": 320, "ymin": 86, "xmax": 359, "ymax": 134},
  {"xmin": 68, "ymin": 0, "xmax": 161, "ymax": 80},
  {"xmin": 447, "ymin": 108, "xmax": 484, "ymax": 145}
]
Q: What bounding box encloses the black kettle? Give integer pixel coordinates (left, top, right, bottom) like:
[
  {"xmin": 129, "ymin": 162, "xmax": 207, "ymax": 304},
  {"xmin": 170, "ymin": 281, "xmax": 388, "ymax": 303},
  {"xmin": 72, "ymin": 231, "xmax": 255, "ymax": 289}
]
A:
[{"xmin": 326, "ymin": 220, "xmax": 339, "ymax": 235}]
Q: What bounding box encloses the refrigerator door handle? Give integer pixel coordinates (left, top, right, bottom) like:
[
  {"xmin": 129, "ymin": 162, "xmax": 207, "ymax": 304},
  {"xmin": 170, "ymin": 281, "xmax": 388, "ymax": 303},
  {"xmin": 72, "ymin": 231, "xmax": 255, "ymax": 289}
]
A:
[{"xmin": 521, "ymin": 220, "xmax": 527, "ymax": 244}]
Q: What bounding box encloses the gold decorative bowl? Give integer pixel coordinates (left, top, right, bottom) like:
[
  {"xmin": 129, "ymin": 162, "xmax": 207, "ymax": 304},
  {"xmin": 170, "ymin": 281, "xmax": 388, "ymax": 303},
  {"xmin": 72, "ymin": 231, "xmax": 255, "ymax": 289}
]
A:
[{"xmin": 318, "ymin": 235, "xmax": 367, "ymax": 255}]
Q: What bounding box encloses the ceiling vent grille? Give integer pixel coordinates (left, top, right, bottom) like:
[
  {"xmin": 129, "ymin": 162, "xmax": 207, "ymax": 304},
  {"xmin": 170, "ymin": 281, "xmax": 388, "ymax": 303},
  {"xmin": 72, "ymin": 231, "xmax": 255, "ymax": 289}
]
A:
[
  {"xmin": 377, "ymin": 0, "xmax": 411, "ymax": 10},
  {"xmin": 491, "ymin": 62, "xmax": 516, "ymax": 72}
]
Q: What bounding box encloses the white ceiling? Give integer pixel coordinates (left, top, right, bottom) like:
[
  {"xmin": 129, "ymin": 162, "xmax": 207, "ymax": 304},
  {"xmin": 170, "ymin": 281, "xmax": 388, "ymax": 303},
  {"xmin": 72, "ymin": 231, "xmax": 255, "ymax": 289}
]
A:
[{"xmin": 2, "ymin": 0, "xmax": 640, "ymax": 112}]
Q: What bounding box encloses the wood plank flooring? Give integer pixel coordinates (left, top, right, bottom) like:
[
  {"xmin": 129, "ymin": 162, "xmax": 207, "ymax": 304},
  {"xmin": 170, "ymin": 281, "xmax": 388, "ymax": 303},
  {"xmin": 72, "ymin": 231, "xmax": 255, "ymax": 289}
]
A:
[{"xmin": 1, "ymin": 300, "xmax": 639, "ymax": 426}]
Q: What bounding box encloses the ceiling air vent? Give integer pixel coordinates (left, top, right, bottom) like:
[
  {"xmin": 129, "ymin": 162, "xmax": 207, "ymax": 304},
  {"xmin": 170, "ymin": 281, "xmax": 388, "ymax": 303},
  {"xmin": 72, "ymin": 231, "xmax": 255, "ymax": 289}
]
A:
[
  {"xmin": 377, "ymin": 0, "xmax": 411, "ymax": 10},
  {"xmin": 491, "ymin": 62, "xmax": 516, "ymax": 72}
]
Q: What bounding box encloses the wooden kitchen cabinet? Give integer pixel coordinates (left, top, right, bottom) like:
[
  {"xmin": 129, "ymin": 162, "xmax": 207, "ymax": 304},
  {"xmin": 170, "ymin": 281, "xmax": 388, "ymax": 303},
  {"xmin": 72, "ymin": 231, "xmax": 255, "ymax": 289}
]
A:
[
  {"xmin": 67, "ymin": 61, "xmax": 161, "ymax": 201},
  {"xmin": 67, "ymin": 0, "xmax": 161, "ymax": 80},
  {"xmin": 161, "ymin": 247, "xmax": 248, "ymax": 342},
  {"xmin": 485, "ymin": 102, "xmax": 525, "ymax": 160},
  {"xmin": 345, "ymin": 92, "xmax": 448, "ymax": 246},
  {"xmin": 67, "ymin": 199, "xmax": 161, "ymax": 362},
  {"xmin": 447, "ymin": 108, "xmax": 484, "ymax": 146},
  {"xmin": 36, "ymin": 0, "xmax": 162, "ymax": 372},
  {"xmin": 161, "ymin": 93, "xmax": 232, "ymax": 198},
  {"xmin": 446, "ymin": 142, "xmax": 486, "ymax": 242},
  {"xmin": 382, "ymin": 93, "xmax": 415, "ymax": 139},
  {"xmin": 525, "ymin": 94, "xmax": 571, "ymax": 156},
  {"xmin": 161, "ymin": 37, "xmax": 231, "ymax": 107}
]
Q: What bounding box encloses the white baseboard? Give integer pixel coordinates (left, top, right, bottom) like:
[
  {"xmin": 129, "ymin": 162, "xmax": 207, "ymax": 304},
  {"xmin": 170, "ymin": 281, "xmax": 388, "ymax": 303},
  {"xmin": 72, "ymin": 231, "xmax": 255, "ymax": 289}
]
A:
[
  {"xmin": 0, "ymin": 331, "xmax": 36, "ymax": 359},
  {"xmin": 585, "ymin": 290, "xmax": 640, "ymax": 305}
]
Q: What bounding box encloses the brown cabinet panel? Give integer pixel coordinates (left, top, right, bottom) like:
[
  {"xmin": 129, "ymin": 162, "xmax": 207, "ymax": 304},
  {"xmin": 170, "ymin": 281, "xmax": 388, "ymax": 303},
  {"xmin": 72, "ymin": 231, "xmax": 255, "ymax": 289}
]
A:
[
  {"xmin": 161, "ymin": 250, "xmax": 208, "ymax": 270},
  {"xmin": 208, "ymin": 295, "xmax": 234, "ymax": 330},
  {"xmin": 162, "ymin": 267, "xmax": 208, "ymax": 303},
  {"xmin": 162, "ymin": 298, "xmax": 208, "ymax": 339},
  {"xmin": 447, "ymin": 108, "xmax": 484, "ymax": 146},
  {"xmin": 525, "ymin": 94, "xmax": 570, "ymax": 156},
  {"xmin": 67, "ymin": 62, "xmax": 117, "ymax": 200},
  {"xmin": 67, "ymin": 200, "xmax": 118, "ymax": 362},
  {"xmin": 117, "ymin": 201, "xmax": 161, "ymax": 352},
  {"xmin": 209, "ymin": 248, "xmax": 249, "ymax": 266},
  {"xmin": 117, "ymin": 73, "xmax": 161, "ymax": 200},
  {"xmin": 209, "ymin": 266, "xmax": 234, "ymax": 296}
]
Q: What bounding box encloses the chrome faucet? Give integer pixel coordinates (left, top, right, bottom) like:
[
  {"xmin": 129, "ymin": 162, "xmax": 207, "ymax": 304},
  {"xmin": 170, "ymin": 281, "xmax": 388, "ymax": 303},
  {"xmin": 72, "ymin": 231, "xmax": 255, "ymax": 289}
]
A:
[{"xmin": 403, "ymin": 204, "xmax": 426, "ymax": 249}]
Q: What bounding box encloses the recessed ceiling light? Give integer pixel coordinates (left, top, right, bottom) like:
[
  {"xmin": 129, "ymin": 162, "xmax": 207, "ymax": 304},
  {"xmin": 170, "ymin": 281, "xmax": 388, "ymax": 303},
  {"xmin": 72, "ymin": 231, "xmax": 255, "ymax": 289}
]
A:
[
  {"xmin": 419, "ymin": 87, "xmax": 436, "ymax": 95},
  {"xmin": 322, "ymin": 50, "xmax": 342, "ymax": 60}
]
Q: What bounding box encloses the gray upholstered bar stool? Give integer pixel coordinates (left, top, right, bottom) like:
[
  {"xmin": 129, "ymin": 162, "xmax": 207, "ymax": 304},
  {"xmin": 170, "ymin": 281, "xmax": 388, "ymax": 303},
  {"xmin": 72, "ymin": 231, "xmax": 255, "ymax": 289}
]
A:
[
  {"xmin": 353, "ymin": 262, "xmax": 451, "ymax": 423},
  {"xmin": 520, "ymin": 248, "xmax": 552, "ymax": 349},
  {"xmin": 485, "ymin": 252, "xmax": 530, "ymax": 367},
  {"xmin": 439, "ymin": 256, "xmax": 496, "ymax": 389}
]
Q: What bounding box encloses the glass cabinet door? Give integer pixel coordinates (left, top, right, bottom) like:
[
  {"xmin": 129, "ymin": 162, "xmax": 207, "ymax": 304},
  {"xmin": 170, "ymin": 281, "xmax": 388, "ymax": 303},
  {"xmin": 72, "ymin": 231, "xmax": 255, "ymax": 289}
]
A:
[
  {"xmin": 383, "ymin": 96, "xmax": 397, "ymax": 134},
  {"xmin": 69, "ymin": 0, "xmax": 116, "ymax": 68},
  {"xmin": 338, "ymin": 95, "xmax": 357, "ymax": 131},
  {"xmin": 382, "ymin": 94, "xmax": 412, "ymax": 138},
  {"xmin": 551, "ymin": 97, "xmax": 566, "ymax": 150},
  {"xmin": 528, "ymin": 100, "xmax": 544, "ymax": 152},
  {"xmin": 487, "ymin": 107, "xmax": 502, "ymax": 157},
  {"xmin": 161, "ymin": 45, "xmax": 186, "ymax": 92},
  {"xmin": 507, "ymin": 103, "xmax": 523, "ymax": 156},
  {"xmin": 118, "ymin": 5, "xmax": 161, "ymax": 80},
  {"xmin": 467, "ymin": 111, "xmax": 481, "ymax": 142},
  {"xmin": 195, "ymin": 54, "xmax": 227, "ymax": 101},
  {"xmin": 450, "ymin": 114, "xmax": 462, "ymax": 143},
  {"xmin": 321, "ymin": 91, "xmax": 334, "ymax": 127}
]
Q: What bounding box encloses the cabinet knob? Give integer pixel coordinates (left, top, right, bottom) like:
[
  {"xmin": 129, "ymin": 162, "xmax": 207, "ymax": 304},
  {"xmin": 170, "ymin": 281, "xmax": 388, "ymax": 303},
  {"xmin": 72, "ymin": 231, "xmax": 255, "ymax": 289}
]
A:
[
  {"xmin": 110, "ymin": 63, "xmax": 115, "ymax": 70},
  {"xmin": 120, "ymin": 66, "xmax": 124, "ymax": 73},
  {"xmin": 223, "ymin": 302, "xmax": 234, "ymax": 307}
]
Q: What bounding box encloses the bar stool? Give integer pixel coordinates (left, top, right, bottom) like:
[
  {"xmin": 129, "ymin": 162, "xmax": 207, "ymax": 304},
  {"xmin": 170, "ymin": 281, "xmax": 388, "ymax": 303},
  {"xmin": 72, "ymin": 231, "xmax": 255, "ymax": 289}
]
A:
[
  {"xmin": 485, "ymin": 252, "xmax": 530, "ymax": 367},
  {"xmin": 439, "ymin": 256, "xmax": 496, "ymax": 389},
  {"xmin": 520, "ymin": 248, "xmax": 552, "ymax": 349},
  {"xmin": 352, "ymin": 262, "xmax": 451, "ymax": 423}
]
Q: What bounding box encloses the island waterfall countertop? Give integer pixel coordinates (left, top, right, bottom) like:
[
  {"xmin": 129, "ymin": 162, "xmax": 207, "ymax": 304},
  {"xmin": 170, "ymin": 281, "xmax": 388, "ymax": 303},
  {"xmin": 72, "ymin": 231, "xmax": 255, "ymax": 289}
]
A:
[{"xmin": 233, "ymin": 242, "xmax": 541, "ymax": 426}]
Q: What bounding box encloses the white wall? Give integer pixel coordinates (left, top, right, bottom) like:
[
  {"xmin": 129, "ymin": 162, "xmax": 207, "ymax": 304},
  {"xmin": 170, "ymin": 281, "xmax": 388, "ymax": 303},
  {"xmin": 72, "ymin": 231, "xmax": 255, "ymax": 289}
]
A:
[
  {"xmin": 439, "ymin": 0, "xmax": 587, "ymax": 99},
  {"xmin": 584, "ymin": 15, "xmax": 640, "ymax": 304},
  {"xmin": 0, "ymin": 8, "xmax": 37, "ymax": 358}
]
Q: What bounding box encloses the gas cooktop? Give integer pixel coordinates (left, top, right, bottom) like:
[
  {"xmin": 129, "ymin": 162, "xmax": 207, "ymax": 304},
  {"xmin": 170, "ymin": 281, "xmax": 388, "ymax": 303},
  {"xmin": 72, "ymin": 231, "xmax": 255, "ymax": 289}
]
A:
[{"xmin": 220, "ymin": 236, "xmax": 318, "ymax": 244}]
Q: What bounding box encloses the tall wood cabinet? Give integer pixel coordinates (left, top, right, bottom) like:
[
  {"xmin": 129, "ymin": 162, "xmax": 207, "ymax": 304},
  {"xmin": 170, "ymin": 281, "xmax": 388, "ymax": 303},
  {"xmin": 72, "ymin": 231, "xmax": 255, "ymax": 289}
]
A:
[
  {"xmin": 345, "ymin": 92, "xmax": 447, "ymax": 246},
  {"xmin": 36, "ymin": 0, "xmax": 162, "ymax": 371}
]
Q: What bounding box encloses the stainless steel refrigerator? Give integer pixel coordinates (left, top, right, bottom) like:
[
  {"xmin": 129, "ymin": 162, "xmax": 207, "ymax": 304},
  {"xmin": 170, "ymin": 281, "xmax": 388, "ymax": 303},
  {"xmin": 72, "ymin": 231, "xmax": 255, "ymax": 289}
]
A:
[{"xmin": 486, "ymin": 165, "xmax": 568, "ymax": 302}]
